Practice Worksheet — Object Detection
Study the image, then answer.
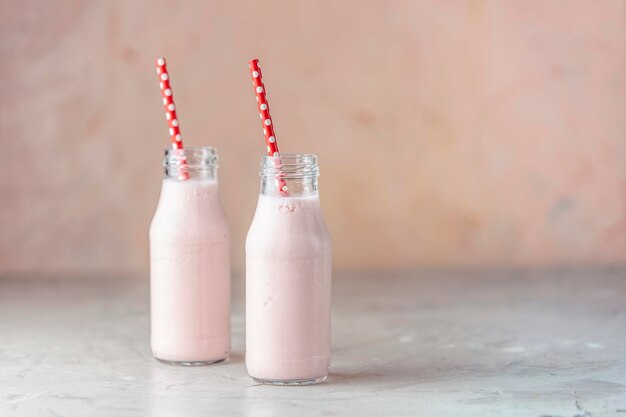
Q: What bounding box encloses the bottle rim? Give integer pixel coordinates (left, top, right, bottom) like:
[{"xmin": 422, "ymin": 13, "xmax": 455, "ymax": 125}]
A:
[
  {"xmin": 164, "ymin": 146, "xmax": 218, "ymax": 170},
  {"xmin": 260, "ymin": 153, "xmax": 319, "ymax": 179}
]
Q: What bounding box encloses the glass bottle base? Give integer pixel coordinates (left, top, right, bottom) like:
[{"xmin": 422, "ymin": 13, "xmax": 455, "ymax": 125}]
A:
[
  {"xmin": 251, "ymin": 375, "xmax": 327, "ymax": 386},
  {"xmin": 156, "ymin": 357, "xmax": 226, "ymax": 366}
]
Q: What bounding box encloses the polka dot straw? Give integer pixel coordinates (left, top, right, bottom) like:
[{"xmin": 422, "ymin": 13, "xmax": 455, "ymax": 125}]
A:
[
  {"xmin": 156, "ymin": 58, "xmax": 188, "ymax": 180},
  {"xmin": 249, "ymin": 59, "xmax": 288, "ymax": 193}
]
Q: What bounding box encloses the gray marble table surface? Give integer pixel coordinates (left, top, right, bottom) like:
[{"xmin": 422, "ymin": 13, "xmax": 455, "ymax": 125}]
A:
[{"xmin": 1, "ymin": 269, "xmax": 625, "ymax": 417}]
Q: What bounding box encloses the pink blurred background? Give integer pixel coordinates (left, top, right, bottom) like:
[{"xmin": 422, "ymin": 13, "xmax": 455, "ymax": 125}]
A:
[{"xmin": 1, "ymin": 0, "xmax": 625, "ymax": 277}]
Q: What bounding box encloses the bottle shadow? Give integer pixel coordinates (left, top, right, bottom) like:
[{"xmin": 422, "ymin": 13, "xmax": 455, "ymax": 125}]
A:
[
  {"xmin": 227, "ymin": 351, "xmax": 245, "ymax": 364},
  {"xmin": 325, "ymin": 362, "xmax": 482, "ymax": 389},
  {"xmin": 325, "ymin": 369, "xmax": 422, "ymax": 388}
]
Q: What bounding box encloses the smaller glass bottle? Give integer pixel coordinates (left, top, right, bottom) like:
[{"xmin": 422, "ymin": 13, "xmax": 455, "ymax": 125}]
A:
[
  {"xmin": 246, "ymin": 154, "xmax": 332, "ymax": 384},
  {"xmin": 149, "ymin": 147, "xmax": 230, "ymax": 365}
]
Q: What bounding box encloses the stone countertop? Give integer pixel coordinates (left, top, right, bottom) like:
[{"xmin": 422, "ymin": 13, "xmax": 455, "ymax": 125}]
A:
[{"xmin": 1, "ymin": 269, "xmax": 625, "ymax": 417}]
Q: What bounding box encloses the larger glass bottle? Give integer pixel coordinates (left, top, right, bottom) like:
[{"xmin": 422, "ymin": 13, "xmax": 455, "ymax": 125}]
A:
[{"xmin": 246, "ymin": 154, "xmax": 332, "ymax": 384}]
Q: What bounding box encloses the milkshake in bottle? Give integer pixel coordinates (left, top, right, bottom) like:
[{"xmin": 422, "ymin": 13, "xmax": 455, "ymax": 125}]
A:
[
  {"xmin": 246, "ymin": 154, "xmax": 332, "ymax": 384},
  {"xmin": 150, "ymin": 147, "xmax": 230, "ymax": 365}
]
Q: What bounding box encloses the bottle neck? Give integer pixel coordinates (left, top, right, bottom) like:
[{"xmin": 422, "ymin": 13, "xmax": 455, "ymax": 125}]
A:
[
  {"xmin": 261, "ymin": 176, "xmax": 318, "ymax": 197},
  {"xmin": 163, "ymin": 147, "xmax": 218, "ymax": 181},
  {"xmin": 259, "ymin": 153, "xmax": 320, "ymax": 197}
]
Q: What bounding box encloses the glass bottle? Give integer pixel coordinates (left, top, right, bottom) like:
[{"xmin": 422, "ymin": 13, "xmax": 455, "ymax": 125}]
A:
[
  {"xmin": 150, "ymin": 147, "xmax": 230, "ymax": 365},
  {"xmin": 246, "ymin": 154, "xmax": 332, "ymax": 384}
]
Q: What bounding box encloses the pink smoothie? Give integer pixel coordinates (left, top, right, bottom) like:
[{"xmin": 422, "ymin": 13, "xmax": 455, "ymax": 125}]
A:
[
  {"xmin": 150, "ymin": 178, "xmax": 230, "ymax": 363},
  {"xmin": 246, "ymin": 193, "xmax": 332, "ymax": 382}
]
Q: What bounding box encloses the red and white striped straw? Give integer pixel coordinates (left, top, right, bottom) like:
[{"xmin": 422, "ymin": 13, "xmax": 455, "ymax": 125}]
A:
[
  {"xmin": 156, "ymin": 57, "xmax": 188, "ymax": 180},
  {"xmin": 248, "ymin": 59, "xmax": 288, "ymax": 193}
]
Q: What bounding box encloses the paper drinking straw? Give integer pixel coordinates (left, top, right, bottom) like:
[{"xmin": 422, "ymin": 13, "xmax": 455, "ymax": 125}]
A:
[
  {"xmin": 155, "ymin": 58, "xmax": 188, "ymax": 180},
  {"xmin": 248, "ymin": 59, "xmax": 288, "ymax": 194}
]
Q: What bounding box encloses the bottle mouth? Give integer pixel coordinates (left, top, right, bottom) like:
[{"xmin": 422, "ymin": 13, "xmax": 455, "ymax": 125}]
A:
[
  {"xmin": 164, "ymin": 146, "xmax": 218, "ymax": 170},
  {"xmin": 260, "ymin": 153, "xmax": 319, "ymax": 179}
]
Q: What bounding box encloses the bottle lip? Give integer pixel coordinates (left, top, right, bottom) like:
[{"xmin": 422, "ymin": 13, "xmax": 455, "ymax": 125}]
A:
[
  {"xmin": 164, "ymin": 146, "xmax": 218, "ymax": 169},
  {"xmin": 260, "ymin": 153, "xmax": 319, "ymax": 178},
  {"xmin": 164, "ymin": 146, "xmax": 217, "ymax": 157}
]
